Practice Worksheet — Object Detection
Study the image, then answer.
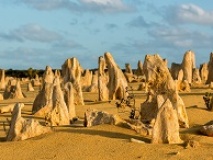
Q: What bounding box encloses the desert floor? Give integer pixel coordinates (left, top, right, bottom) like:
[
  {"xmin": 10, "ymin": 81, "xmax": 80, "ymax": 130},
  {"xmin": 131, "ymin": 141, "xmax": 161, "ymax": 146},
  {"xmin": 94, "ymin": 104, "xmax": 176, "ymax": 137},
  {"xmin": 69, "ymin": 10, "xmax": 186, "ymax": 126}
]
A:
[{"xmin": 0, "ymin": 82, "xmax": 213, "ymax": 160}]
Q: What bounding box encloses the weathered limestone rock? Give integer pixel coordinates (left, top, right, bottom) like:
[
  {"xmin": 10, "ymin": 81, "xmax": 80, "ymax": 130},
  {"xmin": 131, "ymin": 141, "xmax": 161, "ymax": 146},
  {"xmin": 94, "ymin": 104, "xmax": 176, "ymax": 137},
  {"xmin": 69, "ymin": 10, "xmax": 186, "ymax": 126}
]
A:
[
  {"xmin": 64, "ymin": 82, "xmax": 77, "ymax": 123},
  {"xmin": 181, "ymin": 50, "xmax": 196, "ymax": 84},
  {"xmin": 192, "ymin": 68, "xmax": 202, "ymax": 84},
  {"xmin": 124, "ymin": 63, "xmax": 135, "ymax": 82},
  {"xmin": 0, "ymin": 93, "xmax": 3, "ymax": 101},
  {"xmin": 207, "ymin": 52, "xmax": 213, "ymax": 84},
  {"xmin": 54, "ymin": 69, "xmax": 61, "ymax": 78},
  {"xmin": 88, "ymin": 71, "xmax": 98, "ymax": 92},
  {"xmin": 179, "ymin": 80, "xmax": 191, "ymax": 92},
  {"xmin": 152, "ymin": 95, "xmax": 183, "ymax": 144},
  {"xmin": 43, "ymin": 66, "xmax": 54, "ymax": 84},
  {"xmin": 0, "ymin": 69, "xmax": 6, "ymax": 90},
  {"xmin": 0, "ymin": 103, "xmax": 16, "ymax": 114},
  {"xmin": 170, "ymin": 63, "xmax": 182, "ymax": 80},
  {"xmin": 32, "ymin": 66, "xmax": 56, "ymax": 109},
  {"xmin": 62, "ymin": 57, "xmax": 84, "ymax": 105},
  {"xmin": 6, "ymin": 103, "xmax": 51, "ymax": 141},
  {"xmin": 142, "ymin": 54, "xmax": 189, "ymax": 143},
  {"xmin": 140, "ymin": 100, "xmax": 158, "ymax": 124},
  {"xmin": 33, "ymin": 74, "xmax": 70, "ymax": 126},
  {"xmin": 3, "ymin": 79, "xmax": 13, "ymax": 99},
  {"xmin": 135, "ymin": 60, "xmax": 144, "ymax": 78},
  {"xmin": 84, "ymin": 109, "xmax": 151, "ymax": 136},
  {"xmin": 104, "ymin": 52, "xmax": 128, "ymax": 100},
  {"xmin": 27, "ymin": 81, "xmax": 35, "ymax": 92},
  {"xmin": 45, "ymin": 77, "xmax": 70, "ymax": 126},
  {"xmin": 178, "ymin": 69, "xmax": 184, "ymax": 81},
  {"xmin": 176, "ymin": 69, "xmax": 191, "ymax": 92},
  {"xmin": 12, "ymin": 80, "xmax": 25, "ymax": 99},
  {"xmin": 84, "ymin": 109, "xmax": 116, "ymax": 127},
  {"xmin": 3, "ymin": 79, "xmax": 25, "ymax": 99},
  {"xmin": 98, "ymin": 56, "xmax": 109, "ymax": 101},
  {"xmin": 200, "ymin": 63, "xmax": 208, "ymax": 83},
  {"xmin": 32, "ymin": 74, "xmax": 42, "ymax": 87},
  {"xmin": 171, "ymin": 50, "xmax": 195, "ymax": 91},
  {"xmin": 200, "ymin": 124, "xmax": 213, "ymax": 137},
  {"xmin": 32, "ymin": 82, "xmax": 53, "ymax": 115},
  {"xmin": 81, "ymin": 69, "xmax": 92, "ymax": 91}
]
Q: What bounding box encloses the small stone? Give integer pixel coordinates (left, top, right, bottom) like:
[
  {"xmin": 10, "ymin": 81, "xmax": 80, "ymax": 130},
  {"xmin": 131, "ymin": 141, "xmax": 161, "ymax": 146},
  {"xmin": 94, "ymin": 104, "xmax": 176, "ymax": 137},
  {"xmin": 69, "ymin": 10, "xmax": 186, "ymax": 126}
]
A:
[
  {"xmin": 185, "ymin": 140, "xmax": 200, "ymax": 148},
  {"xmin": 130, "ymin": 138, "xmax": 146, "ymax": 144}
]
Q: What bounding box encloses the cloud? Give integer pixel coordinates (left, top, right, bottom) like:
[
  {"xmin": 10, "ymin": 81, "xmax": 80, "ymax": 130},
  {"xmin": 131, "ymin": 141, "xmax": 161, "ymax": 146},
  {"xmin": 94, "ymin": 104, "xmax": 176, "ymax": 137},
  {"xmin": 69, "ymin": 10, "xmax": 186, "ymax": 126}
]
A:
[
  {"xmin": 110, "ymin": 25, "xmax": 213, "ymax": 67},
  {"xmin": 105, "ymin": 23, "xmax": 118, "ymax": 30},
  {"xmin": 18, "ymin": 0, "xmax": 76, "ymax": 11},
  {"xmin": 18, "ymin": 0, "xmax": 135, "ymax": 13},
  {"xmin": 0, "ymin": 47, "xmax": 52, "ymax": 69},
  {"xmin": 127, "ymin": 16, "xmax": 150, "ymax": 28},
  {"xmin": 0, "ymin": 46, "xmax": 86, "ymax": 69},
  {"xmin": 147, "ymin": 26, "xmax": 213, "ymax": 48},
  {"xmin": 52, "ymin": 39, "xmax": 86, "ymax": 50},
  {"xmin": 0, "ymin": 24, "xmax": 61, "ymax": 42},
  {"xmin": 165, "ymin": 4, "xmax": 213, "ymax": 26},
  {"xmin": 79, "ymin": 0, "xmax": 133, "ymax": 13},
  {"xmin": 70, "ymin": 19, "xmax": 78, "ymax": 25}
]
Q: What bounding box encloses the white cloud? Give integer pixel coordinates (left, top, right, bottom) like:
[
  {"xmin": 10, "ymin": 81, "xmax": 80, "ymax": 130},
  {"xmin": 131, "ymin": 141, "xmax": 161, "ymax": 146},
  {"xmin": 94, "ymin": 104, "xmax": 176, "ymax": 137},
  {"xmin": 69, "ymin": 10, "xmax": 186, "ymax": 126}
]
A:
[
  {"xmin": 80, "ymin": 0, "xmax": 131, "ymax": 12},
  {"xmin": 82, "ymin": 0, "xmax": 120, "ymax": 5},
  {"xmin": 165, "ymin": 4, "xmax": 213, "ymax": 25},
  {"xmin": 18, "ymin": 0, "xmax": 134, "ymax": 13},
  {"xmin": 148, "ymin": 26, "xmax": 213, "ymax": 48},
  {"xmin": 0, "ymin": 24, "xmax": 61, "ymax": 42},
  {"xmin": 19, "ymin": 0, "xmax": 73, "ymax": 10}
]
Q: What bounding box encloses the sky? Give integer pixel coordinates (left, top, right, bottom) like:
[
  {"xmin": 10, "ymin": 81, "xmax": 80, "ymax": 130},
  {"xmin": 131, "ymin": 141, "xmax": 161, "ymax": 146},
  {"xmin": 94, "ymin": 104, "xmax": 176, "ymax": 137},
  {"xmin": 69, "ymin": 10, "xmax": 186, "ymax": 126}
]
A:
[{"xmin": 0, "ymin": 0, "xmax": 212, "ymax": 70}]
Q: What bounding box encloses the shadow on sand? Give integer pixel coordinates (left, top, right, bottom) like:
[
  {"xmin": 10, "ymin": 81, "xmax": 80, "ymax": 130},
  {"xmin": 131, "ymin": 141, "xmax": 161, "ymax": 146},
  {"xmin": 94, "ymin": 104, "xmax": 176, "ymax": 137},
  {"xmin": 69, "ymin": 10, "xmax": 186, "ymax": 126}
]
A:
[{"xmin": 55, "ymin": 125, "xmax": 151, "ymax": 143}]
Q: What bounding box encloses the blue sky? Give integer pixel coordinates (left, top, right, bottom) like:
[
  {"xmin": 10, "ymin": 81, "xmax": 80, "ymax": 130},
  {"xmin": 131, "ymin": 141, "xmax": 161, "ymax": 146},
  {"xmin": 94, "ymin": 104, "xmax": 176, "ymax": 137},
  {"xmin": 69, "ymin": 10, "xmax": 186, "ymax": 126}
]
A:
[{"xmin": 0, "ymin": 0, "xmax": 212, "ymax": 69}]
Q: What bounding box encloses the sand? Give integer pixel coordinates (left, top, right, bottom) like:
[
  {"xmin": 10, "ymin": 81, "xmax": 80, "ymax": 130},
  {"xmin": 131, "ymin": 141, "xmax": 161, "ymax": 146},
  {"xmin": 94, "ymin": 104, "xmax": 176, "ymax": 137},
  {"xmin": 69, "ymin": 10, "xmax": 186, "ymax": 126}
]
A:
[{"xmin": 0, "ymin": 83, "xmax": 212, "ymax": 160}]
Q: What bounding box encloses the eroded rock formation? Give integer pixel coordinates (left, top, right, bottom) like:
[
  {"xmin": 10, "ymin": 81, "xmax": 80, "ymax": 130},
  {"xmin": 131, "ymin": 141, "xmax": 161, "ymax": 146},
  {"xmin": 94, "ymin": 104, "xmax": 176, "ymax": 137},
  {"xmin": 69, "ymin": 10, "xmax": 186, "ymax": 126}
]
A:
[
  {"xmin": 98, "ymin": 56, "xmax": 109, "ymax": 101},
  {"xmin": 142, "ymin": 54, "xmax": 188, "ymax": 144},
  {"xmin": 64, "ymin": 82, "xmax": 77, "ymax": 123},
  {"xmin": 27, "ymin": 81, "xmax": 35, "ymax": 92},
  {"xmin": 32, "ymin": 81, "xmax": 54, "ymax": 116},
  {"xmin": 152, "ymin": 95, "xmax": 183, "ymax": 144},
  {"xmin": 43, "ymin": 66, "xmax": 55, "ymax": 84},
  {"xmin": 3, "ymin": 79, "xmax": 25, "ymax": 99},
  {"xmin": 81, "ymin": 69, "xmax": 92, "ymax": 91},
  {"xmin": 45, "ymin": 77, "xmax": 70, "ymax": 126},
  {"xmin": 88, "ymin": 71, "xmax": 98, "ymax": 92},
  {"xmin": 170, "ymin": 63, "xmax": 182, "ymax": 80},
  {"xmin": 104, "ymin": 52, "xmax": 128, "ymax": 100},
  {"xmin": 207, "ymin": 52, "xmax": 213, "ymax": 84},
  {"xmin": 124, "ymin": 63, "xmax": 135, "ymax": 82},
  {"xmin": 62, "ymin": 57, "xmax": 84, "ymax": 105},
  {"xmin": 200, "ymin": 121, "xmax": 213, "ymax": 137},
  {"xmin": 170, "ymin": 50, "xmax": 196, "ymax": 91},
  {"xmin": 84, "ymin": 109, "xmax": 151, "ymax": 136},
  {"xmin": 192, "ymin": 68, "xmax": 202, "ymax": 84},
  {"xmin": 181, "ymin": 50, "xmax": 196, "ymax": 84},
  {"xmin": 0, "ymin": 69, "xmax": 6, "ymax": 90},
  {"xmin": 6, "ymin": 103, "xmax": 51, "ymax": 141},
  {"xmin": 135, "ymin": 60, "xmax": 144, "ymax": 78},
  {"xmin": 200, "ymin": 63, "xmax": 208, "ymax": 83}
]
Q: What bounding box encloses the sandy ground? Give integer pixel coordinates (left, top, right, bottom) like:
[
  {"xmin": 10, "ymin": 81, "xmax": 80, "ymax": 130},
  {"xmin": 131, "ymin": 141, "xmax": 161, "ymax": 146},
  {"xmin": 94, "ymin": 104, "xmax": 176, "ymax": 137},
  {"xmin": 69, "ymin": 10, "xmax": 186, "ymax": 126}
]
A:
[{"xmin": 0, "ymin": 83, "xmax": 213, "ymax": 160}]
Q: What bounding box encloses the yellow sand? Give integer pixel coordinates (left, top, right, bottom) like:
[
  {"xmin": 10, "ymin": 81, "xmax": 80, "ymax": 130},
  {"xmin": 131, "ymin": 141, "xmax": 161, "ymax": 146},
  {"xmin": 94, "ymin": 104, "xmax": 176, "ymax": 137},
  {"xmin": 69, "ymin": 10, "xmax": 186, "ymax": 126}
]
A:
[{"xmin": 0, "ymin": 84, "xmax": 212, "ymax": 160}]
